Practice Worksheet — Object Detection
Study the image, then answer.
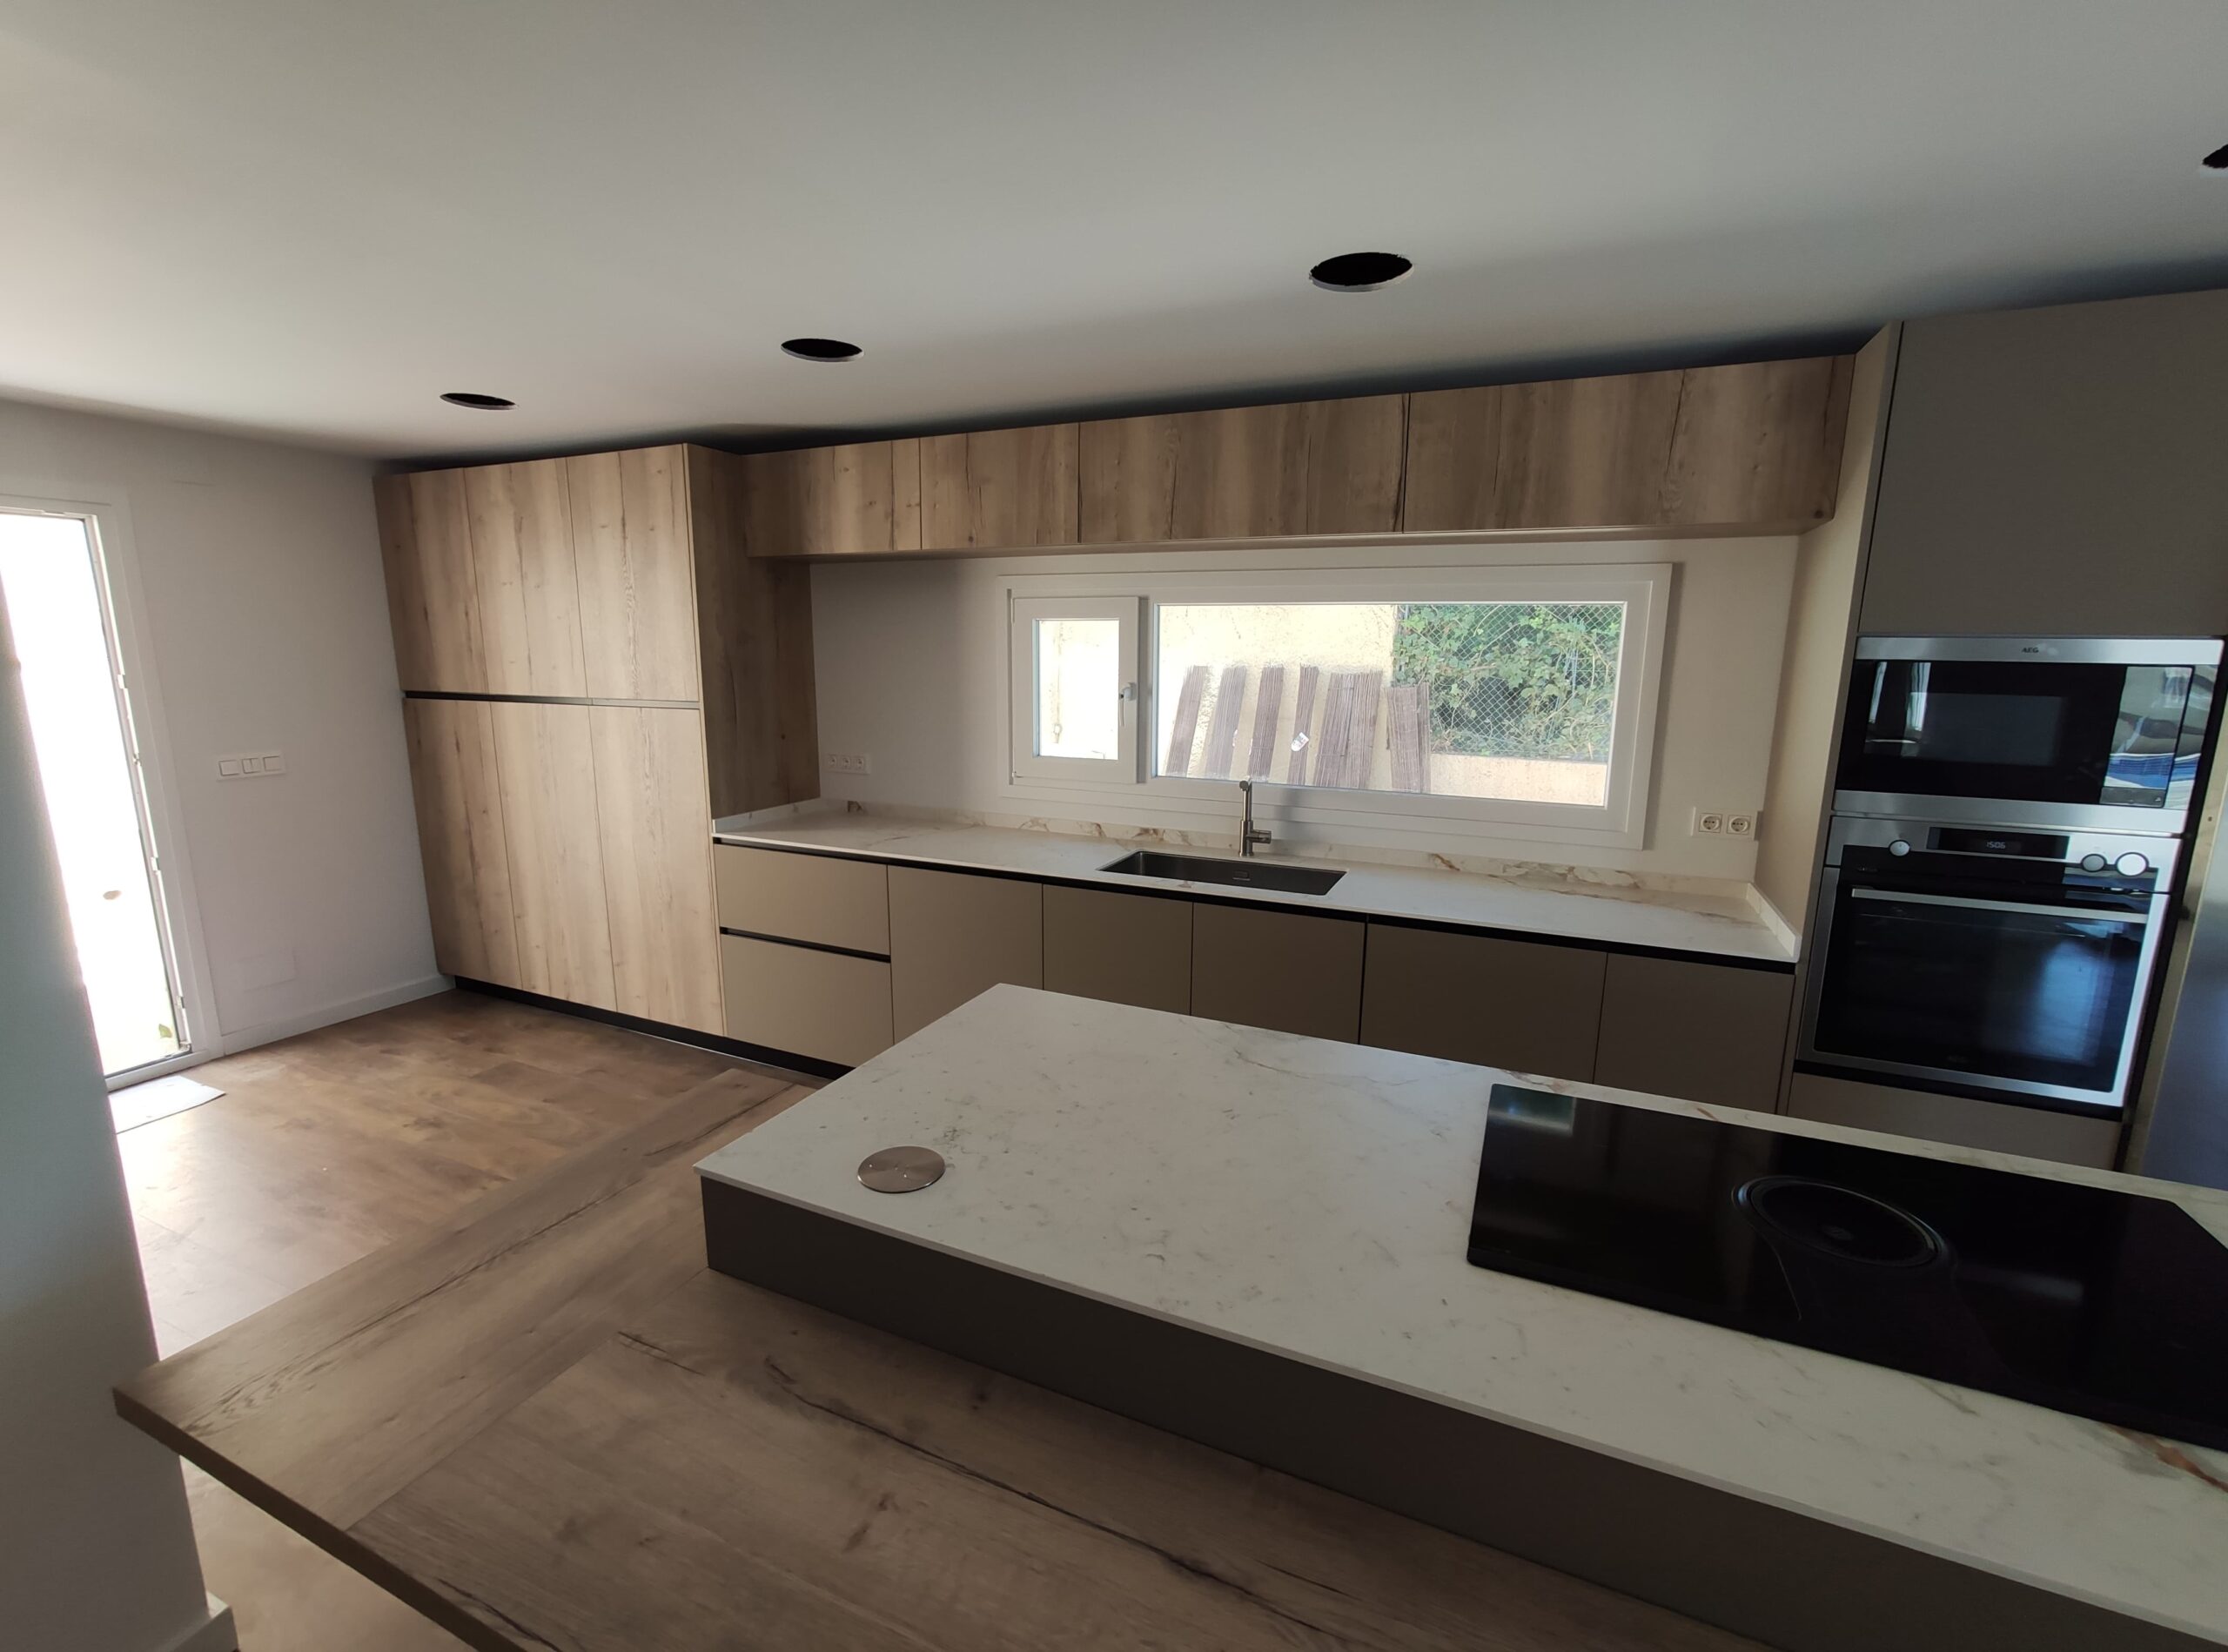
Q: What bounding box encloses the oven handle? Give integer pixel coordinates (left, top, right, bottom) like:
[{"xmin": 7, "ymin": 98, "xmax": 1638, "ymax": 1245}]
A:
[{"xmin": 1849, "ymin": 886, "xmax": 2152, "ymax": 925}]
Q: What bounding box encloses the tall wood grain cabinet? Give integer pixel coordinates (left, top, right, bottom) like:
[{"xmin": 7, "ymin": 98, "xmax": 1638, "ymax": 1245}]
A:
[{"xmin": 376, "ymin": 444, "xmax": 818, "ymax": 1032}]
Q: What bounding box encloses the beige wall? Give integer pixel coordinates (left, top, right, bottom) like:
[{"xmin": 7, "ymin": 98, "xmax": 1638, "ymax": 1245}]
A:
[
  {"xmin": 0, "ymin": 398, "xmax": 440, "ymax": 1051},
  {"xmin": 1753, "ymin": 327, "xmax": 1899, "ymax": 937}
]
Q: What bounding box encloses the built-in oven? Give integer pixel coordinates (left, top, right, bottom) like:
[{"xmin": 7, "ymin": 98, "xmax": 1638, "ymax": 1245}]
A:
[
  {"xmin": 1797, "ymin": 817, "xmax": 2178, "ymax": 1115},
  {"xmin": 1835, "ymin": 636, "xmax": 2219, "ymax": 833}
]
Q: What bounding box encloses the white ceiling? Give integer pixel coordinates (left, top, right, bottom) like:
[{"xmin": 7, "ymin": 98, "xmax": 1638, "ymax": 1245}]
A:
[{"xmin": 4, "ymin": 1, "xmax": 2226, "ymax": 460}]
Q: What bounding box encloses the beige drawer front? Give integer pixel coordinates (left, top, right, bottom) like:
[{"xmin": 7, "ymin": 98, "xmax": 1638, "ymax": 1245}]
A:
[
  {"xmin": 720, "ymin": 934, "xmax": 893, "ymax": 1068},
  {"xmin": 1360, "ymin": 924, "xmax": 1605, "ymax": 1081},
  {"xmin": 714, "ymin": 844, "xmax": 889, "ymax": 955}
]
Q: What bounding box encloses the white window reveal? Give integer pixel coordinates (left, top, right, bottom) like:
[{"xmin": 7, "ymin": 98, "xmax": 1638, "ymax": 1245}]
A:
[
  {"xmin": 1009, "ymin": 595, "xmax": 1141, "ymax": 782},
  {"xmin": 1004, "ymin": 564, "xmax": 1669, "ymax": 849}
]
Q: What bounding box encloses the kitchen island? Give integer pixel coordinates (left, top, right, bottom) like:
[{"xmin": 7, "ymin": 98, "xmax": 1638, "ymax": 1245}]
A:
[{"xmin": 699, "ymin": 986, "xmax": 2228, "ymax": 1652}]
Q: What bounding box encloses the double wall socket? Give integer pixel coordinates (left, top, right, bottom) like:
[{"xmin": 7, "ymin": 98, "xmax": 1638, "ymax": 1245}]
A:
[
  {"xmin": 1692, "ymin": 807, "xmax": 1755, "ymax": 838},
  {"xmin": 822, "ymin": 751, "xmax": 873, "ymax": 776},
  {"xmin": 218, "ymin": 750, "xmax": 287, "ymax": 779}
]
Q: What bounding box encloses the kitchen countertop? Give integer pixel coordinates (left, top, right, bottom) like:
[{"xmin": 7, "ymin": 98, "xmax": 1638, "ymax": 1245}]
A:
[
  {"xmin": 711, "ymin": 809, "xmax": 1794, "ymax": 965},
  {"xmin": 698, "ymin": 985, "xmax": 2228, "ymax": 1647}
]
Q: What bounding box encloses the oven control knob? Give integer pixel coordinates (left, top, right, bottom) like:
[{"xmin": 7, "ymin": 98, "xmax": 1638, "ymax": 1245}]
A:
[
  {"xmin": 2115, "ymin": 852, "xmax": 2151, "ymax": 878},
  {"xmin": 2080, "ymin": 853, "xmax": 2110, "ymax": 873},
  {"xmin": 1888, "ymin": 839, "xmax": 1911, "ymax": 857}
]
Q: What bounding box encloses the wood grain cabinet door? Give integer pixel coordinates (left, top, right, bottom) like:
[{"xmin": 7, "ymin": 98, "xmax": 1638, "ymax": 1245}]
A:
[
  {"xmin": 464, "ymin": 459, "xmax": 588, "ymax": 697},
  {"xmin": 736, "ymin": 440, "xmax": 922, "ymax": 559},
  {"xmin": 920, "ymin": 426, "xmax": 1079, "ymax": 550},
  {"xmin": 1593, "ymin": 954, "xmax": 1793, "ymax": 1110},
  {"xmin": 401, "ymin": 697, "xmax": 520, "ymax": 984},
  {"xmin": 489, "ymin": 702, "xmax": 617, "ymax": 1011},
  {"xmin": 888, "ymin": 867, "xmax": 1043, "ymax": 1038},
  {"xmin": 1359, "ymin": 924, "xmax": 1604, "ymax": 1080},
  {"xmin": 567, "ymin": 447, "xmax": 702, "ymax": 702},
  {"xmin": 1404, "ymin": 359, "xmax": 1848, "ymax": 534},
  {"xmin": 589, "ymin": 707, "xmax": 721, "ymax": 1034},
  {"xmin": 1078, "ymin": 397, "xmax": 1404, "ymax": 544},
  {"xmin": 1042, "ymin": 885, "xmax": 1192, "ymax": 1013},
  {"xmin": 375, "ymin": 470, "xmax": 487, "ymax": 693},
  {"xmin": 1189, "ymin": 903, "xmax": 1365, "ymax": 1041}
]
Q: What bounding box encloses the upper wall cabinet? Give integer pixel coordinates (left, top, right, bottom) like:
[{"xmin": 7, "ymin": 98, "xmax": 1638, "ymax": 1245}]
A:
[
  {"xmin": 735, "ymin": 353, "xmax": 1852, "ymax": 560},
  {"xmin": 921, "ymin": 425, "xmax": 1080, "ymax": 550},
  {"xmin": 738, "ymin": 439, "xmax": 923, "ymax": 559},
  {"xmin": 567, "ymin": 448, "xmax": 701, "ymax": 702},
  {"xmin": 1860, "ymin": 289, "xmax": 2228, "ymax": 637},
  {"xmin": 465, "ymin": 459, "xmax": 588, "ymax": 698},
  {"xmin": 1403, "ymin": 358, "xmax": 1851, "ymax": 535},
  {"xmin": 375, "ymin": 469, "xmax": 487, "ymax": 692},
  {"xmin": 1078, "ymin": 395, "xmax": 1406, "ymax": 543}
]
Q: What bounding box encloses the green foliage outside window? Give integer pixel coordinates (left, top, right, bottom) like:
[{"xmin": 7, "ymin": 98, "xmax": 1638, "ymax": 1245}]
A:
[{"xmin": 1390, "ymin": 601, "xmax": 1623, "ymax": 761}]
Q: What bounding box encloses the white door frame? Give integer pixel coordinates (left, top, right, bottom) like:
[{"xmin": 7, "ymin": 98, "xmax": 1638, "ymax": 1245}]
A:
[{"xmin": 0, "ymin": 487, "xmax": 218, "ymax": 1086}]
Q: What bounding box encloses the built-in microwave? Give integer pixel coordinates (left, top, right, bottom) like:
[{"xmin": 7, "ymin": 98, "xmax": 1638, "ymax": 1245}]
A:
[{"xmin": 1835, "ymin": 636, "xmax": 2220, "ymax": 834}]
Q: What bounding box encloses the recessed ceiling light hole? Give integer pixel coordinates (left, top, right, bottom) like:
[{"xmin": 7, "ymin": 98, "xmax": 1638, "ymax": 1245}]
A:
[
  {"xmin": 781, "ymin": 337, "xmax": 862, "ymax": 361},
  {"xmin": 1309, "ymin": 251, "xmax": 1413, "ymax": 292},
  {"xmin": 2205, "ymin": 143, "xmax": 2228, "ymax": 171},
  {"xmin": 440, "ymin": 392, "xmax": 515, "ymax": 410}
]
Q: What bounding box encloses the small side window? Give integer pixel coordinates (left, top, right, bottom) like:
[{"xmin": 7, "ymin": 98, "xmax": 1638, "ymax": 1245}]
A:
[{"xmin": 1009, "ymin": 596, "xmax": 1141, "ymax": 782}]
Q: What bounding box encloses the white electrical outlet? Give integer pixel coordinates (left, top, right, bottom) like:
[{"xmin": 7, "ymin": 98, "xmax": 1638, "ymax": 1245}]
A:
[
  {"xmin": 822, "ymin": 751, "xmax": 872, "ymax": 776},
  {"xmin": 1693, "ymin": 809, "xmax": 1725, "ymax": 836},
  {"xmin": 1726, "ymin": 812, "xmax": 1756, "ymax": 838},
  {"xmin": 218, "ymin": 750, "xmax": 286, "ymax": 780}
]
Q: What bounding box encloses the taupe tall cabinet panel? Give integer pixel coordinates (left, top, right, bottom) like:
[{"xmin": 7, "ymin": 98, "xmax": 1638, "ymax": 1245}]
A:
[
  {"xmin": 375, "ymin": 470, "xmax": 486, "ymax": 692},
  {"xmin": 1594, "ymin": 954, "xmax": 1791, "ymax": 1111},
  {"xmin": 400, "ymin": 697, "xmax": 519, "ymax": 985},
  {"xmin": 1359, "ymin": 924, "xmax": 1604, "ymax": 1080},
  {"xmin": 888, "ymin": 867, "xmax": 1043, "ymax": 1038},
  {"xmin": 1861, "ymin": 289, "xmax": 2228, "ymax": 636},
  {"xmin": 589, "ymin": 707, "xmax": 721, "ymax": 1034},
  {"xmin": 465, "ymin": 460, "xmax": 587, "ymax": 697},
  {"xmin": 567, "ymin": 449, "xmax": 701, "ymax": 702},
  {"xmin": 488, "ymin": 702, "xmax": 617, "ymax": 1011},
  {"xmin": 1190, "ymin": 905, "xmax": 1364, "ymax": 1041}
]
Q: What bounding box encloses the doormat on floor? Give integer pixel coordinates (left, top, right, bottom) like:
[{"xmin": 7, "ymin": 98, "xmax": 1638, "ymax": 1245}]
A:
[{"xmin": 111, "ymin": 1073, "xmax": 224, "ymax": 1133}]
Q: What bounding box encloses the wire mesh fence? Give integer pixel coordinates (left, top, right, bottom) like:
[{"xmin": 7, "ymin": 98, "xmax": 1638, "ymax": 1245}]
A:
[{"xmin": 1390, "ymin": 601, "xmax": 1624, "ymax": 762}]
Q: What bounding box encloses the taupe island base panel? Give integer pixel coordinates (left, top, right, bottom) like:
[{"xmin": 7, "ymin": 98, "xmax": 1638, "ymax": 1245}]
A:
[{"xmin": 116, "ymin": 1065, "xmax": 1766, "ymax": 1652}]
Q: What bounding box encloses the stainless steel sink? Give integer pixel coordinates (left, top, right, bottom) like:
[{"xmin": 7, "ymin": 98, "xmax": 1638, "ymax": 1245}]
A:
[{"xmin": 1098, "ymin": 850, "xmax": 1346, "ymax": 897}]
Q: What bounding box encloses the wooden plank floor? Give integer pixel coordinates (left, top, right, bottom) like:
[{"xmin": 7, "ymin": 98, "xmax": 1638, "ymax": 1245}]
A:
[
  {"xmin": 124, "ymin": 989, "xmax": 815, "ymax": 1652},
  {"xmin": 123, "ymin": 989, "xmax": 1761, "ymax": 1652}
]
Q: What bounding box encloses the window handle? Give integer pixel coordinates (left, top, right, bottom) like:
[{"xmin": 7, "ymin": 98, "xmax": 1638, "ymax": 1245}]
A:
[{"xmin": 1118, "ymin": 681, "xmax": 1137, "ymax": 703}]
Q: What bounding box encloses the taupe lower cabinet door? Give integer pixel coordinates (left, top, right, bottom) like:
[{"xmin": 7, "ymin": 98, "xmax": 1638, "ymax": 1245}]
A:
[
  {"xmin": 1359, "ymin": 924, "xmax": 1605, "ymax": 1080},
  {"xmin": 888, "ymin": 867, "xmax": 1043, "ymax": 1038},
  {"xmin": 1190, "ymin": 904, "xmax": 1364, "ymax": 1041},
  {"xmin": 1593, "ymin": 954, "xmax": 1793, "ymax": 1111},
  {"xmin": 466, "ymin": 459, "xmax": 588, "ymax": 698},
  {"xmin": 401, "ymin": 697, "xmax": 520, "ymax": 985},
  {"xmin": 489, "ymin": 702, "xmax": 617, "ymax": 1011},
  {"xmin": 1042, "ymin": 886, "xmax": 1192, "ymax": 1014},
  {"xmin": 588, "ymin": 707, "xmax": 721, "ymax": 1033}
]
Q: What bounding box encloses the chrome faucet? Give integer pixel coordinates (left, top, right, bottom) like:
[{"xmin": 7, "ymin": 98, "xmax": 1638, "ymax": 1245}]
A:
[{"xmin": 1238, "ymin": 779, "xmax": 1272, "ymax": 857}]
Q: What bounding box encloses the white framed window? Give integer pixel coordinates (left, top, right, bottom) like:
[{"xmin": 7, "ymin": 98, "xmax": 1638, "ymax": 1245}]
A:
[
  {"xmin": 1008, "ymin": 595, "xmax": 1142, "ymax": 782},
  {"xmin": 1001, "ymin": 562, "xmax": 1671, "ymax": 848}
]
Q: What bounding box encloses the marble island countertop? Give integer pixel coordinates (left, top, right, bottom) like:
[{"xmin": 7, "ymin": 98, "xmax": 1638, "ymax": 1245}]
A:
[
  {"xmin": 698, "ymin": 986, "xmax": 2228, "ymax": 1648},
  {"xmin": 711, "ymin": 805, "xmax": 1794, "ymax": 965}
]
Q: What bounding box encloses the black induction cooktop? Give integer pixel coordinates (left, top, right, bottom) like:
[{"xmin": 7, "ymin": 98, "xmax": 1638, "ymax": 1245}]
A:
[{"xmin": 1467, "ymin": 1087, "xmax": 2228, "ymax": 1448}]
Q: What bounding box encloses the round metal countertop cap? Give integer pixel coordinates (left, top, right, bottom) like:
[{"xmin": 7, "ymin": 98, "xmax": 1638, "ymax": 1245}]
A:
[{"xmin": 857, "ymin": 1145, "xmax": 945, "ymax": 1193}]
